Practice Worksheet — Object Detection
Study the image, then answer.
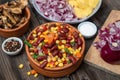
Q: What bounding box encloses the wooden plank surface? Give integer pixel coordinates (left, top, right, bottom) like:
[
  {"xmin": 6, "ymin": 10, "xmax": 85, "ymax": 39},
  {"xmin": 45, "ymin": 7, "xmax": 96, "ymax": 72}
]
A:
[
  {"xmin": 0, "ymin": 0, "xmax": 120, "ymax": 80},
  {"xmin": 84, "ymin": 10, "xmax": 120, "ymax": 75}
]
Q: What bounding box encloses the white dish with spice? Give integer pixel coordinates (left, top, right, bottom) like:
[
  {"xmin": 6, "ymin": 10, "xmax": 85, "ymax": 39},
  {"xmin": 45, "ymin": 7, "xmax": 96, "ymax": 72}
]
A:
[{"xmin": 2, "ymin": 37, "xmax": 23, "ymax": 55}]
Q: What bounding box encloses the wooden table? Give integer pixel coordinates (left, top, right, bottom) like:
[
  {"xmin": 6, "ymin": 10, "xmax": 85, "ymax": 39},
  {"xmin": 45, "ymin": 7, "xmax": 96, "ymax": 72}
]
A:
[{"xmin": 0, "ymin": 0, "xmax": 120, "ymax": 80}]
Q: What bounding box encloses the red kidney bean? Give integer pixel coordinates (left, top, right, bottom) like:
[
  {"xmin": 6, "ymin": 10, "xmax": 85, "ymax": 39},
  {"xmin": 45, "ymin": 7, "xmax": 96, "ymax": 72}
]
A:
[
  {"xmin": 29, "ymin": 35, "xmax": 34, "ymax": 40},
  {"xmin": 73, "ymin": 31, "xmax": 79, "ymax": 39},
  {"xmin": 36, "ymin": 37, "xmax": 45, "ymax": 44},
  {"xmin": 44, "ymin": 43, "xmax": 50, "ymax": 48},
  {"xmin": 58, "ymin": 52, "xmax": 62, "ymax": 58},
  {"xmin": 77, "ymin": 38, "xmax": 82, "ymax": 46},
  {"xmin": 40, "ymin": 61, "xmax": 48, "ymax": 68},
  {"xmin": 32, "ymin": 42, "xmax": 38, "ymax": 46},
  {"xmin": 50, "ymin": 45, "xmax": 58, "ymax": 52},
  {"xmin": 68, "ymin": 56, "xmax": 77, "ymax": 63},
  {"xmin": 62, "ymin": 27, "xmax": 69, "ymax": 33},
  {"xmin": 59, "ymin": 36, "xmax": 67, "ymax": 40},
  {"xmin": 67, "ymin": 37, "xmax": 72, "ymax": 41},
  {"xmin": 48, "ymin": 41, "xmax": 55, "ymax": 48},
  {"xmin": 42, "ymin": 46, "xmax": 48, "ymax": 55},
  {"xmin": 52, "ymin": 50, "xmax": 59, "ymax": 56},
  {"xmin": 37, "ymin": 56, "xmax": 47, "ymax": 61},
  {"xmin": 65, "ymin": 44, "xmax": 71, "ymax": 47}
]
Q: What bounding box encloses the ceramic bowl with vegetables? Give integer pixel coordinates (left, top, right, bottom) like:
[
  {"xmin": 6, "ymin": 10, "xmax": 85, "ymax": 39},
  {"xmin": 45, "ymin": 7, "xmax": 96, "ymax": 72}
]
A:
[
  {"xmin": 2, "ymin": 37, "xmax": 23, "ymax": 55},
  {"xmin": 0, "ymin": 0, "xmax": 30, "ymax": 37},
  {"xmin": 32, "ymin": 0, "xmax": 102, "ymax": 24},
  {"xmin": 25, "ymin": 22, "xmax": 85, "ymax": 77}
]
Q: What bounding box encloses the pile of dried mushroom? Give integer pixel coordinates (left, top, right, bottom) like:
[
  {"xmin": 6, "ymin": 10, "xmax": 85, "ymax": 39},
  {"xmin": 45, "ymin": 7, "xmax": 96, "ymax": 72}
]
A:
[{"xmin": 0, "ymin": 0, "xmax": 28, "ymax": 29}]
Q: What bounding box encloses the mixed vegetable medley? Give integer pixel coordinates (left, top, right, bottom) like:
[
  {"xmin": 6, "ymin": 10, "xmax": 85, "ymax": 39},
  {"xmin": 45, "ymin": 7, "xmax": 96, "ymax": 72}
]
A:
[{"xmin": 25, "ymin": 23, "xmax": 83, "ymax": 68}]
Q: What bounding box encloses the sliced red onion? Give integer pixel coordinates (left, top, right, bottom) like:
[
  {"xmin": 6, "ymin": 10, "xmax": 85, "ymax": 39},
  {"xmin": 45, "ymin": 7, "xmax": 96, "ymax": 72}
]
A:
[{"xmin": 35, "ymin": 0, "xmax": 79, "ymax": 22}]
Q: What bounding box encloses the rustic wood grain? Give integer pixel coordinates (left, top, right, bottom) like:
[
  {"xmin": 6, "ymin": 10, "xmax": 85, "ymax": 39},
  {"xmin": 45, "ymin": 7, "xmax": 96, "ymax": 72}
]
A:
[{"xmin": 0, "ymin": 0, "xmax": 120, "ymax": 80}]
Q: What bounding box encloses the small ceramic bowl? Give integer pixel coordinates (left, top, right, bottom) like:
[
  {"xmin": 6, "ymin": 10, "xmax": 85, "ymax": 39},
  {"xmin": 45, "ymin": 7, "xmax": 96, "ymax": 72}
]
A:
[
  {"xmin": 0, "ymin": 5, "xmax": 31, "ymax": 37},
  {"xmin": 2, "ymin": 37, "xmax": 23, "ymax": 55}
]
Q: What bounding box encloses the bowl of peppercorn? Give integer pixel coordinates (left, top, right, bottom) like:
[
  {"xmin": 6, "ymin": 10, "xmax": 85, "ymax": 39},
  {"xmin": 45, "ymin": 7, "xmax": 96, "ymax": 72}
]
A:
[{"xmin": 2, "ymin": 37, "xmax": 23, "ymax": 55}]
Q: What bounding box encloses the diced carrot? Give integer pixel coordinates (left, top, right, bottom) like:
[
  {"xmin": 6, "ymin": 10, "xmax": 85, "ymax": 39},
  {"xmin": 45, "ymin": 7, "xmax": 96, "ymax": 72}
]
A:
[
  {"xmin": 30, "ymin": 70, "xmax": 37, "ymax": 75},
  {"xmin": 76, "ymin": 52, "xmax": 81, "ymax": 58}
]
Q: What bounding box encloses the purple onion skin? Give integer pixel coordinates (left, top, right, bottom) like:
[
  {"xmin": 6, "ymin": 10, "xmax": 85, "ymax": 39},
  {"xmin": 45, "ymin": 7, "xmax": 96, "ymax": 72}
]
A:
[{"xmin": 100, "ymin": 43, "xmax": 120, "ymax": 63}]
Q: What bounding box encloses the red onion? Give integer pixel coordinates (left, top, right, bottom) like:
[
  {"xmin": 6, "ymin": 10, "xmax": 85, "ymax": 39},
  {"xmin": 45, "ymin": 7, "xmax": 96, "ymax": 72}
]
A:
[
  {"xmin": 36, "ymin": 0, "xmax": 79, "ymax": 21},
  {"xmin": 94, "ymin": 20, "xmax": 120, "ymax": 63}
]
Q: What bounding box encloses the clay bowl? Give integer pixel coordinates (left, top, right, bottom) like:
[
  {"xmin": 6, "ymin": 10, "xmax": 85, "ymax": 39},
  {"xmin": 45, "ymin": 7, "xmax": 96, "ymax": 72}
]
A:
[
  {"xmin": 25, "ymin": 22, "xmax": 85, "ymax": 77},
  {"xmin": 0, "ymin": 5, "xmax": 30, "ymax": 37}
]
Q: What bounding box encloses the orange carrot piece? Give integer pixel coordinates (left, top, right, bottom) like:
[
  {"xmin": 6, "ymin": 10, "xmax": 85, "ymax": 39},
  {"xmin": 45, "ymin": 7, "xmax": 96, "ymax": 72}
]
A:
[{"xmin": 30, "ymin": 70, "xmax": 37, "ymax": 75}]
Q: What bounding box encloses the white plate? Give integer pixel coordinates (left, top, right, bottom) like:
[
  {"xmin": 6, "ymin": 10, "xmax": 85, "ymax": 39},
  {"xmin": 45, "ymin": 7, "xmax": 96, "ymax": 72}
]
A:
[{"xmin": 32, "ymin": 0, "xmax": 102, "ymax": 24}]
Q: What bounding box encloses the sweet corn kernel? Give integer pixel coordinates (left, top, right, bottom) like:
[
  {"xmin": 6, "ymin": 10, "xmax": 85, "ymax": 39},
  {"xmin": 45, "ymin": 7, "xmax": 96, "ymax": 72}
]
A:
[
  {"xmin": 27, "ymin": 71, "xmax": 31, "ymax": 76},
  {"xmin": 58, "ymin": 59, "xmax": 62, "ymax": 63},
  {"xmin": 61, "ymin": 45, "xmax": 65, "ymax": 49},
  {"xmin": 30, "ymin": 52, "xmax": 34, "ymax": 55},
  {"xmin": 33, "ymin": 30, "xmax": 36, "ymax": 34},
  {"xmin": 40, "ymin": 35, "xmax": 45, "ymax": 38},
  {"xmin": 58, "ymin": 46, "xmax": 62, "ymax": 49},
  {"xmin": 44, "ymin": 39, "xmax": 48, "ymax": 43},
  {"xmin": 43, "ymin": 30, "xmax": 49, "ymax": 35},
  {"xmin": 33, "ymin": 34, "xmax": 37, "ymax": 37},
  {"xmin": 53, "ymin": 31, "xmax": 57, "ymax": 33},
  {"xmin": 48, "ymin": 52, "xmax": 52, "ymax": 56},
  {"xmin": 52, "ymin": 57, "xmax": 57, "ymax": 61},
  {"xmin": 47, "ymin": 63, "xmax": 50, "ymax": 67},
  {"xmin": 58, "ymin": 63, "xmax": 63, "ymax": 67},
  {"xmin": 38, "ymin": 32, "xmax": 41, "ymax": 36},
  {"xmin": 55, "ymin": 61, "xmax": 59, "ymax": 66},
  {"xmin": 18, "ymin": 64, "xmax": 24, "ymax": 69},
  {"xmin": 78, "ymin": 47, "xmax": 81, "ymax": 51},
  {"xmin": 34, "ymin": 73, "xmax": 38, "ymax": 77},
  {"xmin": 63, "ymin": 53, "xmax": 66, "ymax": 58},
  {"xmin": 70, "ymin": 39, "xmax": 74, "ymax": 42},
  {"xmin": 55, "ymin": 56, "xmax": 58, "ymax": 59},
  {"xmin": 61, "ymin": 57, "xmax": 65, "ymax": 61},
  {"xmin": 61, "ymin": 49, "xmax": 65, "ymax": 52},
  {"xmin": 47, "ymin": 57, "xmax": 51, "ymax": 62},
  {"xmin": 56, "ymin": 40, "xmax": 60, "ymax": 44},
  {"xmin": 62, "ymin": 40, "xmax": 66, "ymax": 44},
  {"xmin": 38, "ymin": 43, "xmax": 42, "ymax": 47},
  {"xmin": 49, "ymin": 64, "xmax": 54, "ymax": 68}
]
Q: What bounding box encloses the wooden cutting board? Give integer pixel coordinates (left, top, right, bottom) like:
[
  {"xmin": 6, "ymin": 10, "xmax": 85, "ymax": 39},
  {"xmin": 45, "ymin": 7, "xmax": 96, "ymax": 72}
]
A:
[{"xmin": 84, "ymin": 10, "xmax": 120, "ymax": 75}]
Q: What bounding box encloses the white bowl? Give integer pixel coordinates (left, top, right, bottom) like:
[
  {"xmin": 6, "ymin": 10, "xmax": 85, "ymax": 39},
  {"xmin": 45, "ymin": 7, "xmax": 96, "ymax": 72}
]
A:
[
  {"xmin": 2, "ymin": 37, "xmax": 23, "ymax": 55},
  {"xmin": 78, "ymin": 21, "xmax": 97, "ymax": 38},
  {"xmin": 32, "ymin": 0, "xmax": 102, "ymax": 24}
]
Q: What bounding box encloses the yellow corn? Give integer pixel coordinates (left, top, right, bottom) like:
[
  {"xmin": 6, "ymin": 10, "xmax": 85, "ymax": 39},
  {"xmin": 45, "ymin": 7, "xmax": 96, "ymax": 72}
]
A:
[
  {"xmin": 33, "ymin": 30, "xmax": 36, "ymax": 34},
  {"xmin": 78, "ymin": 47, "xmax": 81, "ymax": 51},
  {"xmin": 61, "ymin": 45, "xmax": 65, "ymax": 49},
  {"xmin": 58, "ymin": 63, "xmax": 63, "ymax": 67},
  {"xmin": 44, "ymin": 39, "xmax": 48, "ymax": 43},
  {"xmin": 70, "ymin": 38, "xmax": 74, "ymax": 42},
  {"xmin": 56, "ymin": 40, "xmax": 60, "ymax": 44},
  {"xmin": 30, "ymin": 52, "xmax": 34, "ymax": 55},
  {"xmin": 61, "ymin": 57, "xmax": 65, "ymax": 62},
  {"xmin": 34, "ymin": 73, "xmax": 38, "ymax": 77},
  {"xmin": 79, "ymin": 33, "xmax": 82, "ymax": 37},
  {"xmin": 27, "ymin": 71, "xmax": 31, "ymax": 76},
  {"xmin": 58, "ymin": 46, "xmax": 62, "ymax": 49},
  {"xmin": 63, "ymin": 53, "xmax": 66, "ymax": 58},
  {"xmin": 61, "ymin": 49, "xmax": 65, "ymax": 52},
  {"xmin": 55, "ymin": 56, "xmax": 58, "ymax": 59},
  {"xmin": 49, "ymin": 64, "xmax": 54, "ymax": 68},
  {"xmin": 47, "ymin": 57, "xmax": 51, "ymax": 62},
  {"xmin": 43, "ymin": 30, "xmax": 49, "ymax": 35},
  {"xmin": 47, "ymin": 63, "xmax": 50, "ymax": 67},
  {"xmin": 62, "ymin": 40, "xmax": 66, "ymax": 44},
  {"xmin": 52, "ymin": 57, "xmax": 57, "ymax": 61},
  {"xmin": 60, "ymin": 26, "xmax": 63, "ymax": 28},
  {"xmin": 18, "ymin": 64, "xmax": 24, "ymax": 69},
  {"xmin": 55, "ymin": 61, "xmax": 59, "ymax": 66},
  {"xmin": 38, "ymin": 43, "xmax": 42, "ymax": 47},
  {"xmin": 33, "ymin": 34, "xmax": 37, "ymax": 37},
  {"xmin": 58, "ymin": 59, "xmax": 62, "ymax": 63}
]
